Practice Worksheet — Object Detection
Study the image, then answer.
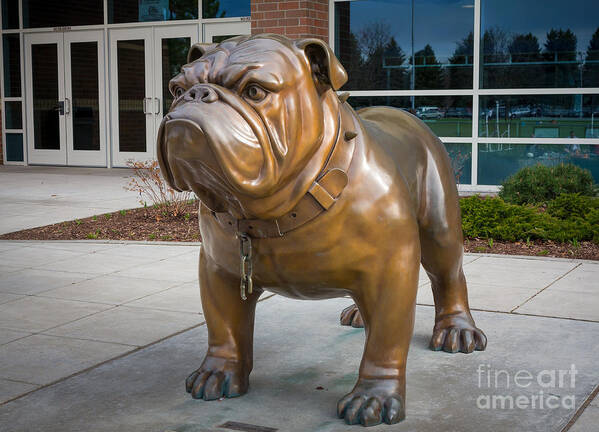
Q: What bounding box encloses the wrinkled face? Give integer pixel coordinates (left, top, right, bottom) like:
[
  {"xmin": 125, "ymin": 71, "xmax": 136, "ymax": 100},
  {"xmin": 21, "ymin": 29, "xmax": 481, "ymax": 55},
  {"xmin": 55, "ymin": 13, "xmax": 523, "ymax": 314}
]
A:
[{"xmin": 157, "ymin": 35, "xmax": 343, "ymax": 213}]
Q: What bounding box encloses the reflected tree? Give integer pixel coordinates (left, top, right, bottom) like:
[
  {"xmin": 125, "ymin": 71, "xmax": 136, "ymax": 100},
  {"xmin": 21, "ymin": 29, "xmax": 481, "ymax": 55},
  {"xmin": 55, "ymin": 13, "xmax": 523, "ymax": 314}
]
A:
[
  {"xmin": 481, "ymin": 26, "xmax": 510, "ymax": 87},
  {"xmin": 544, "ymin": 28, "xmax": 578, "ymax": 87},
  {"xmin": 447, "ymin": 32, "xmax": 473, "ymax": 89},
  {"xmin": 202, "ymin": 0, "xmax": 226, "ymax": 18},
  {"xmin": 584, "ymin": 28, "xmax": 599, "ymax": 87},
  {"xmin": 508, "ymin": 33, "xmax": 542, "ymax": 89},
  {"xmin": 412, "ymin": 44, "xmax": 443, "ymax": 92}
]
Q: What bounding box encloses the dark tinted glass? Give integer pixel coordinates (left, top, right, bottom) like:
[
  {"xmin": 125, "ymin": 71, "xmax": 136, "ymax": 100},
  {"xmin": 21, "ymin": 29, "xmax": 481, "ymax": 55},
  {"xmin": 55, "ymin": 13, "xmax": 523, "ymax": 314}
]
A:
[
  {"xmin": 4, "ymin": 101, "xmax": 22, "ymax": 129},
  {"xmin": 161, "ymin": 37, "xmax": 191, "ymax": 115},
  {"xmin": 6, "ymin": 133, "xmax": 24, "ymax": 162},
  {"xmin": 117, "ymin": 40, "xmax": 146, "ymax": 152},
  {"xmin": 109, "ymin": 0, "xmax": 198, "ymax": 23},
  {"xmin": 3, "ymin": 34, "xmax": 21, "ymax": 97},
  {"xmin": 2, "ymin": 0, "xmax": 19, "ymax": 29},
  {"xmin": 71, "ymin": 42, "xmax": 100, "ymax": 151},
  {"xmin": 335, "ymin": 0, "xmax": 474, "ymax": 91},
  {"xmin": 478, "ymin": 144, "xmax": 599, "ymax": 185},
  {"xmin": 203, "ymin": 0, "xmax": 250, "ymax": 18},
  {"xmin": 23, "ymin": 0, "xmax": 103, "ymax": 28},
  {"xmin": 349, "ymin": 95, "xmax": 472, "ymax": 137},
  {"xmin": 479, "ymin": 95, "xmax": 599, "ymax": 138},
  {"xmin": 31, "ymin": 44, "xmax": 60, "ymax": 150},
  {"xmin": 481, "ymin": 0, "xmax": 599, "ymax": 88}
]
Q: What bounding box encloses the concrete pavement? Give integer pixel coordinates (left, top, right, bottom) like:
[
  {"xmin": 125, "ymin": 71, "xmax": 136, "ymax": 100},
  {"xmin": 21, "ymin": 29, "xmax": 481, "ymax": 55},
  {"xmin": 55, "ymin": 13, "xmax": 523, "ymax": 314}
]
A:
[
  {"xmin": 0, "ymin": 240, "xmax": 598, "ymax": 431},
  {"xmin": 0, "ymin": 166, "xmax": 141, "ymax": 234}
]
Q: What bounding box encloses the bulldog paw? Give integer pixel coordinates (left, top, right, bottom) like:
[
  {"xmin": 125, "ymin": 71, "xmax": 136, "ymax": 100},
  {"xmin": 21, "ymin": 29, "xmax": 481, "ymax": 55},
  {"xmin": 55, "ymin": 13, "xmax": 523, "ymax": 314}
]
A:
[
  {"xmin": 185, "ymin": 357, "xmax": 249, "ymax": 400},
  {"xmin": 430, "ymin": 312, "xmax": 487, "ymax": 354},
  {"xmin": 337, "ymin": 379, "xmax": 405, "ymax": 427},
  {"xmin": 340, "ymin": 304, "xmax": 364, "ymax": 328}
]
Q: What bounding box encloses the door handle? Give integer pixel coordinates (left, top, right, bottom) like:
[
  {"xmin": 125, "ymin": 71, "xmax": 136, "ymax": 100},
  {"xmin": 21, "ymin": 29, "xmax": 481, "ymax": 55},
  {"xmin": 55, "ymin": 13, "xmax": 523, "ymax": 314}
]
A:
[
  {"xmin": 55, "ymin": 101, "xmax": 65, "ymax": 115},
  {"xmin": 154, "ymin": 97, "xmax": 160, "ymax": 115},
  {"xmin": 64, "ymin": 98, "xmax": 71, "ymax": 115},
  {"xmin": 142, "ymin": 97, "xmax": 152, "ymax": 114}
]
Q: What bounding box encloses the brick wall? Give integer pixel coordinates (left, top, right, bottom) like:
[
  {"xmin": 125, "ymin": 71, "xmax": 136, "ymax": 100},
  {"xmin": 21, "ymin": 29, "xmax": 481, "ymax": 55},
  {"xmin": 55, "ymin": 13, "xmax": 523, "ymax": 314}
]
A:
[{"xmin": 251, "ymin": 0, "xmax": 329, "ymax": 42}]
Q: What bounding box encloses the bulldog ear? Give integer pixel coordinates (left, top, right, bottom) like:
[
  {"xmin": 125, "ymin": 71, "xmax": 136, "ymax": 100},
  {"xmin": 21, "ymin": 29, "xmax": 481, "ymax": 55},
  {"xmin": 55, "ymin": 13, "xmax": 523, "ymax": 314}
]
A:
[
  {"xmin": 187, "ymin": 43, "xmax": 218, "ymax": 63},
  {"xmin": 296, "ymin": 38, "xmax": 348, "ymax": 91}
]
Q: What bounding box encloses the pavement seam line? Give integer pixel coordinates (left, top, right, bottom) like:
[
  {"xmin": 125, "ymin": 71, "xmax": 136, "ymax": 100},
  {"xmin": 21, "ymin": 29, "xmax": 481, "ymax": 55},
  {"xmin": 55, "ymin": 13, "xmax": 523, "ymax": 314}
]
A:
[
  {"xmin": 561, "ymin": 383, "xmax": 599, "ymax": 432},
  {"xmin": 509, "ymin": 262, "xmax": 583, "ymax": 313},
  {"xmin": 0, "ymin": 293, "xmax": 277, "ymax": 407}
]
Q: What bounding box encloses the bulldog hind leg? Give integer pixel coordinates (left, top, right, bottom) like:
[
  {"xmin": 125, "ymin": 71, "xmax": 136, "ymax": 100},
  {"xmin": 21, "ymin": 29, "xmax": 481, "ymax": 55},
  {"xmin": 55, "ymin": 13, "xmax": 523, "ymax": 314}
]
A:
[
  {"xmin": 186, "ymin": 250, "xmax": 261, "ymax": 400},
  {"xmin": 419, "ymin": 222, "xmax": 487, "ymax": 354},
  {"xmin": 340, "ymin": 303, "xmax": 364, "ymax": 328}
]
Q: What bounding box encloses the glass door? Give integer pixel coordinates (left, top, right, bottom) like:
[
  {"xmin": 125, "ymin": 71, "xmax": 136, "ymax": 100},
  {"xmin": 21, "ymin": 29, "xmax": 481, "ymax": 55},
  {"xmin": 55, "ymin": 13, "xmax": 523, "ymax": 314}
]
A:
[
  {"xmin": 25, "ymin": 31, "xmax": 106, "ymax": 166},
  {"xmin": 24, "ymin": 33, "xmax": 66, "ymax": 165},
  {"xmin": 110, "ymin": 25, "xmax": 198, "ymax": 167},
  {"xmin": 203, "ymin": 21, "xmax": 251, "ymax": 44},
  {"xmin": 64, "ymin": 30, "xmax": 107, "ymax": 166},
  {"xmin": 109, "ymin": 28, "xmax": 154, "ymax": 167},
  {"xmin": 153, "ymin": 25, "xmax": 199, "ymax": 139}
]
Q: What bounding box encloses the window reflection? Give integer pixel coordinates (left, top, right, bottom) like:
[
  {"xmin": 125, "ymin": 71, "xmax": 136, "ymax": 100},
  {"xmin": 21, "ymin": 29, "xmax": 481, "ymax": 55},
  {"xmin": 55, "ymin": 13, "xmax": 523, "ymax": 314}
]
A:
[
  {"xmin": 334, "ymin": 0, "xmax": 474, "ymax": 90},
  {"xmin": 23, "ymin": 0, "xmax": 103, "ymax": 28},
  {"xmin": 479, "ymin": 95, "xmax": 599, "ymax": 138},
  {"xmin": 108, "ymin": 0, "xmax": 198, "ymax": 24},
  {"xmin": 349, "ymin": 95, "xmax": 473, "ymax": 137},
  {"xmin": 481, "ymin": 0, "xmax": 599, "ymax": 88},
  {"xmin": 3, "ymin": 34, "xmax": 21, "ymax": 97},
  {"xmin": 478, "ymin": 144, "xmax": 599, "ymax": 185},
  {"xmin": 203, "ymin": 0, "xmax": 250, "ymax": 18}
]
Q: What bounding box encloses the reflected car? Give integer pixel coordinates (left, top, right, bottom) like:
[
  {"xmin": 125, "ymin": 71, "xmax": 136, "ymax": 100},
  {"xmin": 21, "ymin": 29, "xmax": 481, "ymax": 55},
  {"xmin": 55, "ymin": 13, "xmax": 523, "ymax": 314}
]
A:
[
  {"xmin": 509, "ymin": 106, "xmax": 532, "ymax": 118},
  {"xmin": 416, "ymin": 106, "xmax": 444, "ymax": 119}
]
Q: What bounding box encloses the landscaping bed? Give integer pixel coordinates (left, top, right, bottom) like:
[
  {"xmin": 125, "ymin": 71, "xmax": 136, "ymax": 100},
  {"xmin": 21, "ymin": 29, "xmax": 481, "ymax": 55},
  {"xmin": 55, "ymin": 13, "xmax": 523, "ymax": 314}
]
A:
[
  {"xmin": 1, "ymin": 200, "xmax": 598, "ymax": 260},
  {"xmin": 2, "ymin": 162, "xmax": 598, "ymax": 260}
]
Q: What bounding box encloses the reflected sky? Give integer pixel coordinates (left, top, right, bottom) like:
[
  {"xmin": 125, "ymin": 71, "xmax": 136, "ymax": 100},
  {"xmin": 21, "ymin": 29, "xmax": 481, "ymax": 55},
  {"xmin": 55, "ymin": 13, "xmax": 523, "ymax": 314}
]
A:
[{"xmin": 338, "ymin": 0, "xmax": 598, "ymax": 62}]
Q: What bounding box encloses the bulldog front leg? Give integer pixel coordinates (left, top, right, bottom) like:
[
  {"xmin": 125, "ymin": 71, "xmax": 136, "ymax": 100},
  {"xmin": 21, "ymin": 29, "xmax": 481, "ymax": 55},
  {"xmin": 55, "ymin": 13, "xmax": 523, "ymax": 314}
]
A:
[
  {"xmin": 186, "ymin": 249, "xmax": 261, "ymax": 400},
  {"xmin": 337, "ymin": 247, "xmax": 420, "ymax": 426}
]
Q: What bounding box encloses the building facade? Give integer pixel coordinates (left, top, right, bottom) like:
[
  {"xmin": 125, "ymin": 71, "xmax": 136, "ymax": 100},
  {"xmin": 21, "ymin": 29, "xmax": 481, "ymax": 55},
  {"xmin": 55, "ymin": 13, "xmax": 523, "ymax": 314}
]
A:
[{"xmin": 2, "ymin": 0, "xmax": 598, "ymax": 191}]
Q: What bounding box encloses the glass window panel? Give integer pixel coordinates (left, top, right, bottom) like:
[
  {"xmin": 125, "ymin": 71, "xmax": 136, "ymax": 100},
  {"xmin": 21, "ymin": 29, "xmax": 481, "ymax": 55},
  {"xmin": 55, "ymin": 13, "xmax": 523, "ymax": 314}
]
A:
[
  {"xmin": 117, "ymin": 40, "xmax": 146, "ymax": 152},
  {"xmin": 32, "ymin": 43, "xmax": 60, "ymax": 150},
  {"xmin": 161, "ymin": 37, "xmax": 191, "ymax": 115},
  {"xmin": 2, "ymin": 0, "xmax": 19, "ymax": 29},
  {"xmin": 6, "ymin": 133, "xmax": 24, "ymax": 162},
  {"xmin": 3, "ymin": 34, "xmax": 21, "ymax": 97},
  {"xmin": 478, "ymin": 143, "xmax": 599, "ymax": 185},
  {"xmin": 348, "ymin": 95, "xmax": 472, "ymax": 137},
  {"xmin": 481, "ymin": 0, "xmax": 599, "ymax": 88},
  {"xmin": 444, "ymin": 143, "xmax": 472, "ymax": 184},
  {"xmin": 203, "ymin": 0, "xmax": 250, "ymax": 18},
  {"xmin": 4, "ymin": 101, "xmax": 22, "ymax": 129},
  {"xmin": 479, "ymin": 95, "xmax": 599, "ymax": 138},
  {"xmin": 23, "ymin": 0, "xmax": 103, "ymax": 28},
  {"xmin": 70, "ymin": 42, "xmax": 100, "ymax": 151},
  {"xmin": 109, "ymin": 0, "xmax": 198, "ymax": 23},
  {"xmin": 334, "ymin": 0, "xmax": 473, "ymax": 91}
]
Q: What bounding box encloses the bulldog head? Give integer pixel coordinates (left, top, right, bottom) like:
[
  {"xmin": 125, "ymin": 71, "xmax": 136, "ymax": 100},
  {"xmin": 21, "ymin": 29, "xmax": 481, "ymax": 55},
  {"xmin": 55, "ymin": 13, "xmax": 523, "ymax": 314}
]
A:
[{"xmin": 157, "ymin": 34, "xmax": 347, "ymax": 219}]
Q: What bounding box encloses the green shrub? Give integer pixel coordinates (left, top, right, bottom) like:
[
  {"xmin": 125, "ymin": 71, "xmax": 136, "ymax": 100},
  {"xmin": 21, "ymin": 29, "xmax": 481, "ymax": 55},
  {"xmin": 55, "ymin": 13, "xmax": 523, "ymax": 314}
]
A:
[
  {"xmin": 546, "ymin": 193, "xmax": 599, "ymax": 220},
  {"xmin": 460, "ymin": 195, "xmax": 599, "ymax": 244},
  {"xmin": 499, "ymin": 163, "xmax": 596, "ymax": 205}
]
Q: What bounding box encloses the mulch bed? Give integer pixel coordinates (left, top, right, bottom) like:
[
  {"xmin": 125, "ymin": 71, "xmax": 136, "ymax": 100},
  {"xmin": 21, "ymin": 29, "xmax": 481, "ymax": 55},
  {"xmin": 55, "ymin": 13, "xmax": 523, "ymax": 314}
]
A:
[
  {"xmin": 0, "ymin": 203, "xmax": 201, "ymax": 243},
  {"xmin": 2, "ymin": 204, "xmax": 598, "ymax": 260}
]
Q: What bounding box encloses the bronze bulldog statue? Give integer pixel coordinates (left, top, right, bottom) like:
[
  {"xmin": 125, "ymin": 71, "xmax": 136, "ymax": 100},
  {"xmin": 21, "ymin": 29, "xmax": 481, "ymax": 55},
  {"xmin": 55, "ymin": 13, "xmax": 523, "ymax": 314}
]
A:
[{"xmin": 158, "ymin": 34, "xmax": 487, "ymax": 427}]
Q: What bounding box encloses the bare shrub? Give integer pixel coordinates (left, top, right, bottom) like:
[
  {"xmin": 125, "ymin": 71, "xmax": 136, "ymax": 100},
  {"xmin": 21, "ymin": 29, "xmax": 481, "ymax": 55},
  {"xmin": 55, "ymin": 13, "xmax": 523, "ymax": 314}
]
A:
[{"xmin": 124, "ymin": 159, "xmax": 194, "ymax": 216}]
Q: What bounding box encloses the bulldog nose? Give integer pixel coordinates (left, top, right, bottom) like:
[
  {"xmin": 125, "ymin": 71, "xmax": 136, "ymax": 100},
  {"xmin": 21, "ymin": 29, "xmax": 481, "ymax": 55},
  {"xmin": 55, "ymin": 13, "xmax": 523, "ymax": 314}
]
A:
[{"xmin": 185, "ymin": 85, "xmax": 218, "ymax": 104}]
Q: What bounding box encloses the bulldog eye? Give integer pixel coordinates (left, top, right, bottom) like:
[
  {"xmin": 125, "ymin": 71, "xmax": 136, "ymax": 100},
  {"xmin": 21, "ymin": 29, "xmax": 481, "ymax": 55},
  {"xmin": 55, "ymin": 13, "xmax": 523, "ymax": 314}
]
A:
[
  {"xmin": 244, "ymin": 84, "xmax": 267, "ymax": 102},
  {"xmin": 173, "ymin": 86, "xmax": 185, "ymax": 98}
]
